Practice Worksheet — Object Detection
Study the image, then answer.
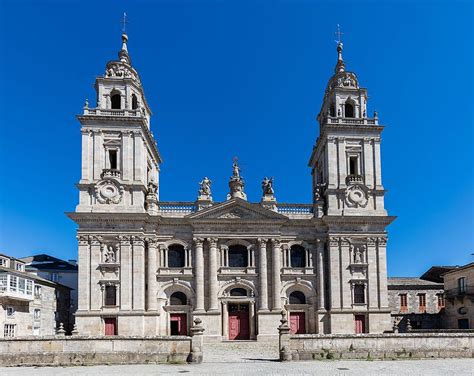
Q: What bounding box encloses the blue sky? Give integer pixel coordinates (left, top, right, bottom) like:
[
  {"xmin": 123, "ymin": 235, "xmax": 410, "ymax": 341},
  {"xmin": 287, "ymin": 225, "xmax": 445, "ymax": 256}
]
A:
[{"xmin": 0, "ymin": 0, "xmax": 472, "ymax": 276}]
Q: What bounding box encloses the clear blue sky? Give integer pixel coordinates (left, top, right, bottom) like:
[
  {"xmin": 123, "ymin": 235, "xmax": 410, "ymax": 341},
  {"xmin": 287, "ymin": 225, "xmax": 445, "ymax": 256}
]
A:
[{"xmin": 0, "ymin": 0, "xmax": 472, "ymax": 277}]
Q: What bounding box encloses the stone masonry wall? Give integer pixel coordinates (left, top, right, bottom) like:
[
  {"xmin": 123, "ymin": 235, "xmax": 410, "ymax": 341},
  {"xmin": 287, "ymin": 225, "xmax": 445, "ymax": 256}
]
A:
[
  {"xmin": 285, "ymin": 333, "xmax": 474, "ymax": 360},
  {"xmin": 0, "ymin": 336, "xmax": 193, "ymax": 366}
]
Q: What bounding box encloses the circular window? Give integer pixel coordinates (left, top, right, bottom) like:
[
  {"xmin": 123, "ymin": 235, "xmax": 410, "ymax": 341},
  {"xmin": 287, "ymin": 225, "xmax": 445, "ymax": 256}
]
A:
[{"xmin": 458, "ymin": 306, "xmax": 467, "ymax": 315}]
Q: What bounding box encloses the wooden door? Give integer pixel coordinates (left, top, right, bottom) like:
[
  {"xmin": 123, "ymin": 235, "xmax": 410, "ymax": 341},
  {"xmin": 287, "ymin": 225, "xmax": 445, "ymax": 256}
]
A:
[
  {"xmin": 104, "ymin": 318, "xmax": 117, "ymax": 336},
  {"xmin": 170, "ymin": 313, "xmax": 187, "ymax": 335},
  {"xmin": 289, "ymin": 312, "xmax": 306, "ymax": 334},
  {"xmin": 354, "ymin": 315, "xmax": 366, "ymax": 334},
  {"xmin": 228, "ymin": 304, "xmax": 250, "ymax": 340}
]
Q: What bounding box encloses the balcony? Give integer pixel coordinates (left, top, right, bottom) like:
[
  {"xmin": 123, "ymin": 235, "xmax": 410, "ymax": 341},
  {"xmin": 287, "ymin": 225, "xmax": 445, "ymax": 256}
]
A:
[
  {"xmin": 346, "ymin": 174, "xmax": 364, "ymax": 185},
  {"xmin": 325, "ymin": 116, "xmax": 378, "ymax": 126},
  {"xmin": 83, "ymin": 108, "xmax": 142, "ymax": 118},
  {"xmin": 445, "ymin": 286, "xmax": 474, "ymax": 299},
  {"xmin": 101, "ymin": 169, "xmax": 121, "ymax": 179},
  {"xmin": 0, "ymin": 274, "xmax": 34, "ymax": 301}
]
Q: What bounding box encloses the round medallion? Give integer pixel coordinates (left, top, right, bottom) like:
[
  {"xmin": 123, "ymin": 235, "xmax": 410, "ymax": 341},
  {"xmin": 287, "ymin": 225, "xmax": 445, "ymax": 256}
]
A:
[{"xmin": 95, "ymin": 179, "xmax": 123, "ymax": 204}]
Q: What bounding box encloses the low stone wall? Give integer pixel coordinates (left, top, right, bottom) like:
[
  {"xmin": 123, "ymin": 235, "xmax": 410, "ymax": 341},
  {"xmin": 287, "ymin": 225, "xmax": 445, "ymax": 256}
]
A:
[
  {"xmin": 0, "ymin": 336, "xmax": 193, "ymax": 366},
  {"xmin": 282, "ymin": 333, "xmax": 474, "ymax": 361}
]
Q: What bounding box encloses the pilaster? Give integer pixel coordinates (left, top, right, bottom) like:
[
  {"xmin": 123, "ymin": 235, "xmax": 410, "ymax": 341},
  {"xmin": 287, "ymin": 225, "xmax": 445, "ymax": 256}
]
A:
[{"xmin": 131, "ymin": 236, "xmax": 145, "ymax": 310}]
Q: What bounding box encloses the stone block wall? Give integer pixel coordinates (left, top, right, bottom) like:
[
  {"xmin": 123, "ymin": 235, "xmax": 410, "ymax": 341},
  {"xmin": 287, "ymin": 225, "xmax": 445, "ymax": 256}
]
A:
[
  {"xmin": 283, "ymin": 333, "xmax": 474, "ymax": 360},
  {"xmin": 0, "ymin": 336, "xmax": 193, "ymax": 366}
]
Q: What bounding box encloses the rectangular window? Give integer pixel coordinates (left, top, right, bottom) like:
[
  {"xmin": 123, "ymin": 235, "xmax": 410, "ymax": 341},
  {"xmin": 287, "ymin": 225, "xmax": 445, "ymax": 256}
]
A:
[
  {"xmin": 349, "ymin": 156, "xmax": 358, "ymax": 175},
  {"xmin": 18, "ymin": 278, "xmax": 26, "ymax": 294},
  {"xmin": 400, "ymin": 294, "xmax": 408, "ymax": 312},
  {"xmin": 50, "ymin": 273, "xmax": 59, "ymax": 282},
  {"xmin": 354, "ymin": 285, "xmax": 365, "ymax": 304},
  {"xmin": 4, "ymin": 324, "xmax": 15, "ymax": 338},
  {"xmin": 109, "ymin": 149, "xmax": 118, "ymax": 169},
  {"xmin": 26, "ymin": 280, "xmax": 33, "ymax": 295},
  {"xmin": 0, "ymin": 258, "xmax": 8, "ymax": 267},
  {"xmin": 34, "ymin": 285, "xmax": 42, "ymax": 298},
  {"xmin": 458, "ymin": 277, "xmax": 467, "ymax": 294},
  {"xmin": 0, "ymin": 275, "xmax": 7, "ymax": 292},
  {"xmin": 104, "ymin": 285, "xmax": 117, "ymax": 306},
  {"xmin": 437, "ymin": 294, "xmax": 445, "ymax": 309},
  {"xmin": 6, "ymin": 306, "xmax": 15, "ymax": 317},
  {"xmin": 9, "ymin": 275, "xmax": 17, "ymax": 292},
  {"xmin": 15, "ymin": 263, "xmax": 24, "ymax": 272},
  {"xmin": 34, "ymin": 309, "xmax": 41, "ymax": 320},
  {"xmin": 418, "ymin": 294, "xmax": 426, "ymax": 313}
]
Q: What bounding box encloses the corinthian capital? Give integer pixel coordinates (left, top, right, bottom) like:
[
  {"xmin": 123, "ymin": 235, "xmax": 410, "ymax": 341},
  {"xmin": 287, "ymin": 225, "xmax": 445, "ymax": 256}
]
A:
[
  {"xmin": 257, "ymin": 238, "xmax": 267, "ymax": 247},
  {"xmin": 271, "ymin": 238, "xmax": 281, "ymax": 248},
  {"xmin": 207, "ymin": 238, "xmax": 218, "ymax": 247},
  {"xmin": 193, "ymin": 237, "xmax": 204, "ymax": 247}
]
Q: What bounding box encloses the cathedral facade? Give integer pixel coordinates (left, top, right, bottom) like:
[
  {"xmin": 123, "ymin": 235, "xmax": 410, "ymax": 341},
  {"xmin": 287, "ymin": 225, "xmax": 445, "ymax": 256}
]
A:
[{"xmin": 68, "ymin": 31, "xmax": 395, "ymax": 341}]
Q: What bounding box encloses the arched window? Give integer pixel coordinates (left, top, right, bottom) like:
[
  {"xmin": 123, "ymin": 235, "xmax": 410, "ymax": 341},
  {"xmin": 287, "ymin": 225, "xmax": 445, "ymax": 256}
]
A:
[
  {"xmin": 131, "ymin": 94, "xmax": 138, "ymax": 110},
  {"xmin": 344, "ymin": 102, "xmax": 354, "ymax": 118},
  {"xmin": 111, "ymin": 92, "xmax": 121, "ymax": 109},
  {"xmin": 228, "ymin": 245, "xmax": 248, "ymax": 268},
  {"xmin": 290, "ymin": 245, "xmax": 306, "ymax": 268},
  {"xmin": 168, "ymin": 244, "xmax": 185, "ymax": 268},
  {"xmin": 330, "ymin": 103, "xmax": 336, "ymax": 117},
  {"xmin": 170, "ymin": 291, "xmax": 187, "ymax": 305},
  {"xmin": 354, "ymin": 285, "xmax": 365, "ymax": 304},
  {"xmin": 230, "ymin": 288, "xmax": 247, "ymax": 297},
  {"xmin": 289, "ymin": 291, "xmax": 306, "ymax": 304}
]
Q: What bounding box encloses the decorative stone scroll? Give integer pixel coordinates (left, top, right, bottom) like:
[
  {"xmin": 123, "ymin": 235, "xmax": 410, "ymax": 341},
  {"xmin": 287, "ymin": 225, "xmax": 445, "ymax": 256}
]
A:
[{"xmin": 95, "ymin": 179, "xmax": 124, "ymax": 204}]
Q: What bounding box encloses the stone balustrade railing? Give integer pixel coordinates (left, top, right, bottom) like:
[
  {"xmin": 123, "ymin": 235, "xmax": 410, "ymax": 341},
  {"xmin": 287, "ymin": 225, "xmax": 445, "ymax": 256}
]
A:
[
  {"xmin": 157, "ymin": 202, "xmax": 196, "ymax": 214},
  {"xmin": 346, "ymin": 174, "xmax": 364, "ymax": 185},
  {"xmin": 276, "ymin": 204, "xmax": 313, "ymax": 214},
  {"xmin": 101, "ymin": 169, "xmax": 121, "ymax": 179},
  {"xmin": 326, "ymin": 116, "xmax": 378, "ymax": 126},
  {"xmin": 83, "ymin": 108, "xmax": 142, "ymax": 117}
]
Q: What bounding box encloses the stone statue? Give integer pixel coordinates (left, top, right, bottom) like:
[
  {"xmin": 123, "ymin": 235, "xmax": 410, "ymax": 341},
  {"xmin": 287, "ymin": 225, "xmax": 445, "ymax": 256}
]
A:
[
  {"xmin": 354, "ymin": 248, "xmax": 362, "ymax": 263},
  {"xmin": 232, "ymin": 160, "xmax": 240, "ymax": 178},
  {"xmin": 104, "ymin": 245, "xmax": 116, "ymax": 263},
  {"xmin": 199, "ymin": 177, "xmax": 212, "ymax": 197},
  {"xmin": 147, "ymin": 181, "xmax": 158, "ymax": 195},
  {"xmin": 314, "ymin": 183, "xmax": 326, "ymax": 201},
  {"xmin": 262, "ymin": 177, "xmax": 274, "ymax": 196}
]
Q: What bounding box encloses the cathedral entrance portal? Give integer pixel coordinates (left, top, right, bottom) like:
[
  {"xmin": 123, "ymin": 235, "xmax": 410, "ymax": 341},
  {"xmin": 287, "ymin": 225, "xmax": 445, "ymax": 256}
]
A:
[{"xmin": 228, "ymin": 303, "xmax": 250, "ymax": 340}]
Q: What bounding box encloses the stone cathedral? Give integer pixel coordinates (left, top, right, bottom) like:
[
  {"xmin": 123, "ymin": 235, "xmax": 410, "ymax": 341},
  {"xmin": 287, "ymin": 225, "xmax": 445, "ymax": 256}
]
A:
[{"xmin": 68, "ymin": 31, "xmax": 395, "ymax": 341}]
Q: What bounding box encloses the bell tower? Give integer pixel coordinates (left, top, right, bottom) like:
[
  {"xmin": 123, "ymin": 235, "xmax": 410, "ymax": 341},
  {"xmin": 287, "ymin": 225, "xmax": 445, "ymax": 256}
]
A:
[
  {"xmin": 76, "ymin": 31, "xmax": 162, "ymax": 213},
  {"xmin": 309, "ymin": 41, "xmax": 386, "ymax": 216}
]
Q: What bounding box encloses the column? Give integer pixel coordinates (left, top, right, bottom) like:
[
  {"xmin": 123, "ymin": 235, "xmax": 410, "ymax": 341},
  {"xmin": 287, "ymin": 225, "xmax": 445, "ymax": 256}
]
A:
[
  {"xmin": 316, "ymin": 239, "xmax": 326, "ymax": 311},
  {"xmin": 373, "ymin": 136, "xmax": 383, "ymax": 189},
  {"xmin": 119, "ymin": 236, "xmax": 132, "ymax": 310},
  {"xmin": 271, "ymin": 239, "xmax": 282, "ymax": 310},
  {"xmin": 193, "ymin": 238, "xmax": 205, "ymax": 311},
  {"xmin": 208, "ymin": 238, "xmax": 219, "ymax": 311},
  {"xmin": 80, "ymin": 130, "xmax": 92, "ymax": 181},
  {"xmin": 92, "ymin": 130, "xmax": 103, "ymax": 180},
  {"xmin": 377, "ymin": 237, "xmax": 389, "ymax": 308},
  {"xmin": 327, "ymin": 136, "xmax": 338, "ymax": 189},
  {"xmin": 222, "ymin": 301, "xmax": 228, "ymax": 338},
  {"xmin": 363, "ymin": 137, "xmax": 374, "ymax": 189},
  {"xmin": 258, "ymin": 238, "xmax": 268, "ymax": 311},
  {"xmin": 249, "ymin": 300, "xmax": 256, "ymax": 339},
  {"xmin": 337, "ymin": 137, "xmax": 347, "ymax": 187},
  {"xmin": 89, "ymin": 236, "xmax": 102, "ymax": 310},
  {"xmin": 147, "ymin": 238, "xmax": 158, "ymax": 311},
  {"xmin": 132, "ymin": 236, "xmax": 145, "ymax": 310},
  {"xmin": 77, "ymin": 235, "xmax": 90, "ymax": 311},
  {"xmin": 328, "ymin": 237, "xmax": 341, "ymax": 309}
]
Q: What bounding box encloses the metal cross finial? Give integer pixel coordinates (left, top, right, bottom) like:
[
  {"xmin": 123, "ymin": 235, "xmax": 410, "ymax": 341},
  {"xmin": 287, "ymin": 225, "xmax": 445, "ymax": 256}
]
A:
[
  {"xmin": 233, "ymin": 156, "xmax": 239, "ymax": 165},
  {"xmin": 335, "ymin": 24, "xmax": 344, "ymax": 44},
  {"xmin": 121, "ymin": 12, "xmax": 129, "ymax": 33}
]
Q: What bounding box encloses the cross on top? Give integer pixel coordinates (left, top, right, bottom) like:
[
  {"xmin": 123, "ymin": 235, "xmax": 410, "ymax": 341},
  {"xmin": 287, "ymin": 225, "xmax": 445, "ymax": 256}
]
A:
[
  {"xmin": 335, "ymin": 24, "xmax": 344, "ymax": 44},
  {"xmin": 121, "ymin": 12, "xmax": 129, "ymax": 33}
]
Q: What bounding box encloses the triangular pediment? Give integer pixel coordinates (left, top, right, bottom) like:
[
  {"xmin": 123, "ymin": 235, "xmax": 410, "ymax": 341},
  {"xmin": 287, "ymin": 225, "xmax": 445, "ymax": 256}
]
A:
[{"xmin": 186, "ymin": 198, "xmax": 287, "ymax": 221}]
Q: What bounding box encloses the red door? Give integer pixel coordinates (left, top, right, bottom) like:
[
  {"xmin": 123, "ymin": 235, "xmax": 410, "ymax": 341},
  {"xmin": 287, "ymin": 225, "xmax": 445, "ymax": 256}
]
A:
[
  {"xmin": 170, "ymin": 313, "xmax": 187, "ymax": 335},
  {"xmin": 289, "ymin": 312, "xmax": 306, "ymax": 334},
  {"xmin": 228, "ymin": 304, "xmax": 250, "ymax": 340},
  {"xmin": 104, "ymin": 318, "xmax": 117, "ymax": 336},
  {"xmin": 355, "ymin": 315, "xmax": 366, "ymax": 334}
]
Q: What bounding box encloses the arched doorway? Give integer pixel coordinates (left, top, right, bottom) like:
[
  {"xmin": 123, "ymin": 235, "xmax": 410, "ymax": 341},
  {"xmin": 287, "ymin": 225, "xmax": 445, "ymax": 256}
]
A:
[
  {"xmin": 169, "ymin": 291, "xmax": 189, "ymax": 335},
  {"xmin": 221, "ymin": 285, "xmax": 256, "ymax": 340}
]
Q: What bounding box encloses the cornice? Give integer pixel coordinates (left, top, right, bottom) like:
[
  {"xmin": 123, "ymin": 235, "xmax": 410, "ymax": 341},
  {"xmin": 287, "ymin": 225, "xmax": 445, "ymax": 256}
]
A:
[{"xmin": 323, "ymin": 215, "xmax": 396, "ymax": 226}]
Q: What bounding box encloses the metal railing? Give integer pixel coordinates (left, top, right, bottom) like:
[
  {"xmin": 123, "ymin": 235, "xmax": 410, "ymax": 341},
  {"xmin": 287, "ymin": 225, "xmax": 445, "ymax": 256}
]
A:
[
  {"xmin": 101, "ymin": 169, "xmax": 121, "ymax": 179},
  {"xmin": 445, "ymin": 286, "xmax": 474, "ymax": 299}
]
